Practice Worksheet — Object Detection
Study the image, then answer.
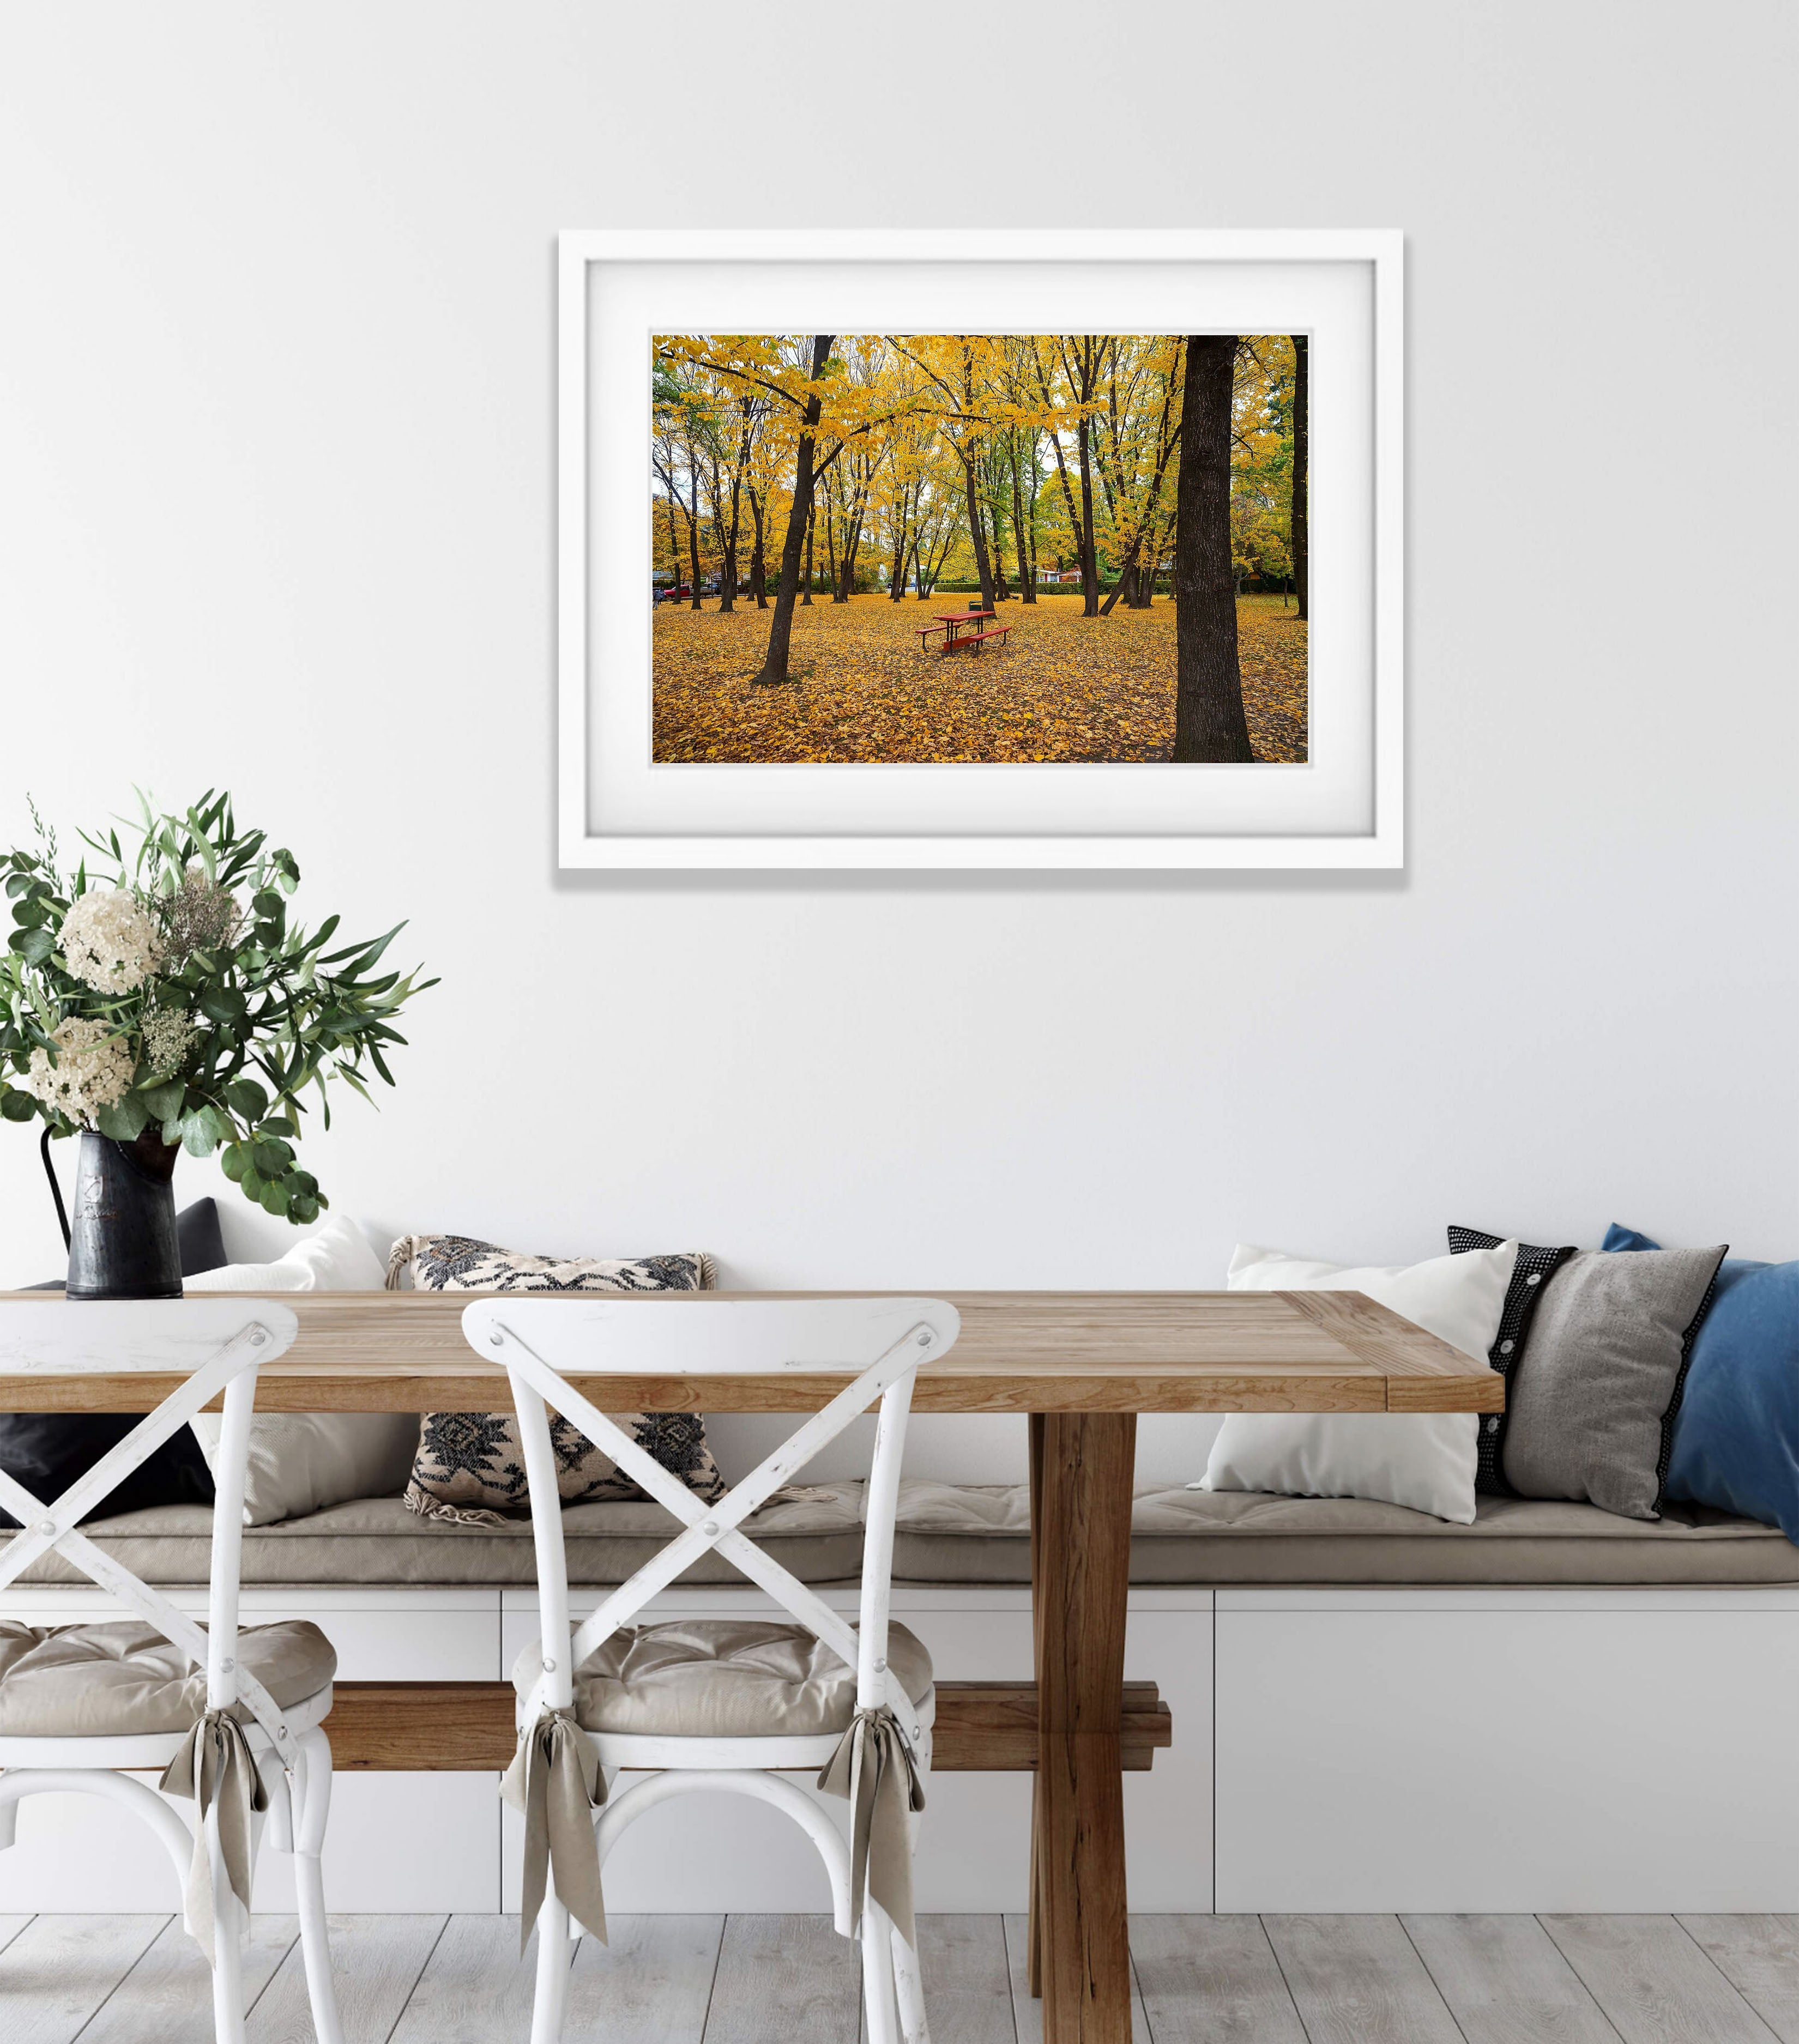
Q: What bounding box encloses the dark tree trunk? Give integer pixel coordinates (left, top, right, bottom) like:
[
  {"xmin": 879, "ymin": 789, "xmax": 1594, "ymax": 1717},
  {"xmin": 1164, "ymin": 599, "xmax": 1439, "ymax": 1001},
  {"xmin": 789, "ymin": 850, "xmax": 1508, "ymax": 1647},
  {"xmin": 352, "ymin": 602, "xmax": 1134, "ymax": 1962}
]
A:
[
  {"xmin": 1132, "ymin": 542, "xmax": 1155, "ymax": 608},
  {"xmin": 1290, "ymin": 332, "xmax": 1308, "ymax": 622},
  {"xmin": 801, "ymin": 499, "xmax": 814, "ymax": 604},
  {"xmin": 662, "ymin": 487, "xmax": 681, "ymax": 600},
  {"xmin": 752, "ymin": 334, "xmax": 833, "ymax": 684},
  {"xmin": 717, "ymin": 461, "xmax": 739, "ymax": 614},
  {"xmin": 888, "ymin": 484, "xmax": 910, "ymax": 600},
  {"xmin": 1011, "ymin": 437, "xmax": 1036, "ymax": 604},
  {"xmin": 1173, "ymin": 335, "xmax": 1254, "ymax": 762},
  {"xmin": 961, "ymin": 455, "xmax": 995, "ymax": 611},
  {"xmin": 747, "ymin": 487, "xmax": 768, "ymax": 607},
  {"xmin": 1077, "ymin": 413, "xmax": 1098, "ymax": 615},
  {"xmin": 822, "ymin": 474, "xmax": 840, "ymax": 601},
  {"xmin": 686, "ymin": 464, "xmax": 703, "ymax": 610},
  {"xmin": 834, "ymin": 478, "xmax": 864, "ymax": 602},
  {"xmin": 1099, "ymin": 545, "xmax": 1142, "ymax": 619}
]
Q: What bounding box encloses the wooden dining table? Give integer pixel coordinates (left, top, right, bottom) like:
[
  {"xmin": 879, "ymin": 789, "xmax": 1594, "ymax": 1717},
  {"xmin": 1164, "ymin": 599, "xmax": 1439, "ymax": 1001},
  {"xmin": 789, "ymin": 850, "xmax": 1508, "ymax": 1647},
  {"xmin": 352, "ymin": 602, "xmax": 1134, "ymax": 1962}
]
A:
[{"xmin": 0, "ymin": 1285, "xmax": 1502, "ymax": 2044}]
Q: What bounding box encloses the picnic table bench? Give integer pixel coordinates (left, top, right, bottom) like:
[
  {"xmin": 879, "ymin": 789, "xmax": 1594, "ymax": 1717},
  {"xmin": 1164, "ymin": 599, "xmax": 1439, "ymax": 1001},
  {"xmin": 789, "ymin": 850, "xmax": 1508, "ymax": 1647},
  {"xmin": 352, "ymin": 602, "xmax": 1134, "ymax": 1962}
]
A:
[{"xmin": 919, "ymin": 609, "xmax": 1012, "ymax": 656}]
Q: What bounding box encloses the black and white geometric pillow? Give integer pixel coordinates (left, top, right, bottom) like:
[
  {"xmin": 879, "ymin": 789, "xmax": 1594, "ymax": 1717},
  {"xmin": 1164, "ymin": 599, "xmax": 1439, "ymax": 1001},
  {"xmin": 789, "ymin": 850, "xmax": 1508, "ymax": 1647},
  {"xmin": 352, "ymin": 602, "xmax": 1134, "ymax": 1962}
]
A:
[
  {"xmin": 1447, "ymin": 1225, "xmax": 1577, "ymax": 1496},
  {"xmin": 388, "ymin": 1233, "xmax": 726, "ymax": 1525},
  {"xmin": 387, "ymin": 1233, "xmax": 715, "ymax": 1296}
]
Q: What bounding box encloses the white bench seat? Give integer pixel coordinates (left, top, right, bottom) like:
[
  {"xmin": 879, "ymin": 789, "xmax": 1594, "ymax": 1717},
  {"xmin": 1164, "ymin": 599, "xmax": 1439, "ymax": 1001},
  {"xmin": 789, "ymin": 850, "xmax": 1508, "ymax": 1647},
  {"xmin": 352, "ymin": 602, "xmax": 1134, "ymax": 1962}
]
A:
[{"xmin": 3, "ymin": 1491, "xmax": 1797, "ymax": 1916}]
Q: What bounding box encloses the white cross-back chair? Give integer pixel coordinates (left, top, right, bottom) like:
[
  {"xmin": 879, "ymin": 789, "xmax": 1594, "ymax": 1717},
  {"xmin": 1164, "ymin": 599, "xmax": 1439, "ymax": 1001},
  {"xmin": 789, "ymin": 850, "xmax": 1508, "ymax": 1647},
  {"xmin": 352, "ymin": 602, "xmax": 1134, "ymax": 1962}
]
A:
[
  {"xmin": 462, "ymin": 1293, "xmax": 961, "ymax": 2044},
  {"xmin": 0, "ymin": 1300, "xmax": 342, "ymax": 2044}
]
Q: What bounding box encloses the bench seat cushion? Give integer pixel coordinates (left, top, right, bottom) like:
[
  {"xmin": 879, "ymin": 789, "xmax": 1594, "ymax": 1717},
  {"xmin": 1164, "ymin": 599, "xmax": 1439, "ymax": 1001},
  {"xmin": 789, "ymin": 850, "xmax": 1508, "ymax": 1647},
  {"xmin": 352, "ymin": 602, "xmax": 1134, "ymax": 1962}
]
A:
[
  {"xmin": 0, "ymin": 1619, "xmax": 335, "ymax": 1738},
  {"xmin": 522, "ymin": 1618, "xmax": 934, "ymax": 1739},
  {"xmin": 16, "ymin": 1482, "xmax": 1799, "ymax": 1591}
]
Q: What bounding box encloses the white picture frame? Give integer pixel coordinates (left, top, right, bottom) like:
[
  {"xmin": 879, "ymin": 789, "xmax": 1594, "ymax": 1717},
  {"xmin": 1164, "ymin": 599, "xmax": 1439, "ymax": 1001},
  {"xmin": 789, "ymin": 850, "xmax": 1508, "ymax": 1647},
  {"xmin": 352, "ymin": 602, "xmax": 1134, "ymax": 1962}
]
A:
[{"xmin": 557, "ymin": 229, "xmax": 1403, "ymax": 870}]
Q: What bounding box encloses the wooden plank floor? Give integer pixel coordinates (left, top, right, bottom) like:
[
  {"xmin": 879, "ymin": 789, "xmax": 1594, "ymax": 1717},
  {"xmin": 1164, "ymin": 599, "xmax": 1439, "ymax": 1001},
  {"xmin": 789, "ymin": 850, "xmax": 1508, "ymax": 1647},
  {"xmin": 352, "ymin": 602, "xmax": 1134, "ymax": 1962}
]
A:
[{"xmin": 2, "ymin": 1913, "xmax": 1795, "ymax": 2042}]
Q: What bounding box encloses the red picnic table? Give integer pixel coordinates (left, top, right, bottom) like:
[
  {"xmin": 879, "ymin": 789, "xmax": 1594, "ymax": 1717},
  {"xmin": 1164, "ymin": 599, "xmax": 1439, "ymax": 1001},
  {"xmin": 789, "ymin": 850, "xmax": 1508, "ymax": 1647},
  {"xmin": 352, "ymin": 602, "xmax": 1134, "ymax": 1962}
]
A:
[{"xmin": 918, "ymin": 609, "xmax": 1012, "ymax": 656}]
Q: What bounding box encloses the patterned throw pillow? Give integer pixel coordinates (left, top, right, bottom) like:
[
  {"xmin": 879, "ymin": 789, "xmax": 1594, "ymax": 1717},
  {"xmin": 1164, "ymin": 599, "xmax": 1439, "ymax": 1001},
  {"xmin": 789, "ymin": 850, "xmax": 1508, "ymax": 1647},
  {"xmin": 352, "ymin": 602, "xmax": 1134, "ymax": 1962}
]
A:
[{"xmin": 388, "ymin": 1234, "xmax": 726, "ymax": 1526}]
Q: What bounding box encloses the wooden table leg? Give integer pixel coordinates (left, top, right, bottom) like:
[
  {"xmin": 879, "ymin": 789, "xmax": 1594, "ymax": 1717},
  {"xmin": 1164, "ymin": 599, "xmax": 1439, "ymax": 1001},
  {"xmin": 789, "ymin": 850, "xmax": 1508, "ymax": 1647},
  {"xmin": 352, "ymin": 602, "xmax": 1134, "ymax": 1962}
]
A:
[{"xmin": 1029, "ymin": 1410, "xmax": 1137, "ymax": 2044}]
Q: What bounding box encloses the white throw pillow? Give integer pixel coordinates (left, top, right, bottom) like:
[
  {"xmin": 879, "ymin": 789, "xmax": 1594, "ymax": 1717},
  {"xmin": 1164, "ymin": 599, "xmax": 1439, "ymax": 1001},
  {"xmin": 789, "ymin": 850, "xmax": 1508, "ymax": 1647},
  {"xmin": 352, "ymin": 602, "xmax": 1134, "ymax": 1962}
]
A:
[
  {"xmin": 1193, "ymin": 1240, "xmax": 1518, "ymax": 1524},
  {"xmin": 187, "ymin": 1217, "xmax": 419, "ymax": 1525}
]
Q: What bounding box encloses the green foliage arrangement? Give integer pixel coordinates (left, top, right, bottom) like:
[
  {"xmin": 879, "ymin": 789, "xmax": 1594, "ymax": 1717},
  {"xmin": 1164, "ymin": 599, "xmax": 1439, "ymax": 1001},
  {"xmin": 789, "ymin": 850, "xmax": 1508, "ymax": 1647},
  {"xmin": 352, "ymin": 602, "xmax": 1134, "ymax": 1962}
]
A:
[{"xmin": 0, "ymin": 791, "xmax": 434, "ymax": 1224}]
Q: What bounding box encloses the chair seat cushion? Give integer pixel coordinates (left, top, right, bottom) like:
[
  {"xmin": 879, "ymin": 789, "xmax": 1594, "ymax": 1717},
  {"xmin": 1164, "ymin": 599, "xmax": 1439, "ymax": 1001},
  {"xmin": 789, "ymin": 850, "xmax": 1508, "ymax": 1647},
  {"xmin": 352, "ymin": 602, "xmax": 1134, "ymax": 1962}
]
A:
[
  {"xmin": 516, "ymin": 1619, "xmax": 933, "ymax": 1740},
  {"xmin": 0, "ymin": 1619, "xmax": 335, "ymax": 1739}
]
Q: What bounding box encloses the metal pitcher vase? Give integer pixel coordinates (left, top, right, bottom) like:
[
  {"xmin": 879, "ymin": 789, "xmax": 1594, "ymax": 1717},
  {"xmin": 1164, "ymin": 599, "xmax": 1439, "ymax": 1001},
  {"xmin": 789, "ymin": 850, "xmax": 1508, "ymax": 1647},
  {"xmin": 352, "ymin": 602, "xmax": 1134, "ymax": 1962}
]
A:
[{"xmin": 65, "ymin": 1127, "xmax": 183, "ymax": 1299}]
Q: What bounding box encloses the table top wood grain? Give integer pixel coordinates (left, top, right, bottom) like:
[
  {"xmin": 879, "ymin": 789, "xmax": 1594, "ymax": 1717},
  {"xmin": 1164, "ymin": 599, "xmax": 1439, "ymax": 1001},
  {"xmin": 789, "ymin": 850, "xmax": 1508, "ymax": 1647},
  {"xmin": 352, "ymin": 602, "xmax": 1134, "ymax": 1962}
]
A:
[{"xmin": 0, "ymin": 1288, "xmax": 1504, "ymax": 1414}]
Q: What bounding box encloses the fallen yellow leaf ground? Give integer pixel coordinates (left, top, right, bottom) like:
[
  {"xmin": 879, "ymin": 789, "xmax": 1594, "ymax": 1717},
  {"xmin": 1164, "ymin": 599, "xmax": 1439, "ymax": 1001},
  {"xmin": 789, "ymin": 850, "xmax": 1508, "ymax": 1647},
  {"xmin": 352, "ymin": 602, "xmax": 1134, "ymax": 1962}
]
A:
[{"xmin": 651, "ymin": 592, "xmax": 1307, "ymax": 764}]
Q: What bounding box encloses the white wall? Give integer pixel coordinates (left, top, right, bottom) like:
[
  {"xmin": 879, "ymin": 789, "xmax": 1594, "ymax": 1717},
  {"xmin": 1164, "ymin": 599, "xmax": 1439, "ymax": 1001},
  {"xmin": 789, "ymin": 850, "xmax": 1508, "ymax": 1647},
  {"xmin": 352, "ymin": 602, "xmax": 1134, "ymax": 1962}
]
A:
[{"xmin": 2, "ymin": 2, "xmax": 1795, "ymax": 1315}]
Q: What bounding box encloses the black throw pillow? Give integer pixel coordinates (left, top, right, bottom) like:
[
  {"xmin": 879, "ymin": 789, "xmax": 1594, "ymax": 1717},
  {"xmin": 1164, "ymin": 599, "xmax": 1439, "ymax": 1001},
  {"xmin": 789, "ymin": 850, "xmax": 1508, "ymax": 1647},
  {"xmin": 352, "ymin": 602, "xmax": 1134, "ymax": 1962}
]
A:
[
  {"xmin": 1447, "ymin": 1224, "xmax": 1578, "ymax": 1496},
  {"xmin": 2, "ymin": 1198, "xmax": 230, "ymax": 1527}
]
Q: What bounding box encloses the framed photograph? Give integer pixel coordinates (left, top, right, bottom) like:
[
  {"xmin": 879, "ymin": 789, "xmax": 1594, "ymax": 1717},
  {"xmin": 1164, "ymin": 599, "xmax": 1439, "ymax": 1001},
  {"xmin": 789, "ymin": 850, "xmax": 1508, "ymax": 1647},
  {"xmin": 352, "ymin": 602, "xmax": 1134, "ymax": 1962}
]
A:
[{"xmin": 557, "ymin": 230, "xmax": 1402, "ymax": 869}]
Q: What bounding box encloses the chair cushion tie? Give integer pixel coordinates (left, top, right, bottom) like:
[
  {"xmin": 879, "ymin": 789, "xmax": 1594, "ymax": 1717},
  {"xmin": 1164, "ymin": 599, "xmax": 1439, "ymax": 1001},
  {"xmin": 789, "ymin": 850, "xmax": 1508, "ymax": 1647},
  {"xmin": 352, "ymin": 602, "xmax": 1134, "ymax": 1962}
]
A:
[
  {"xmin": 159, "ymin": 1708, "xmax": 269, "ymax": 1963},
  {"xmin": 502, "ymin": 1707, "xmax": 608, "ymax": 1951},
  {"xmin": 817, "ymin": 1704, "xmax": 926, "ymax": 1949}
]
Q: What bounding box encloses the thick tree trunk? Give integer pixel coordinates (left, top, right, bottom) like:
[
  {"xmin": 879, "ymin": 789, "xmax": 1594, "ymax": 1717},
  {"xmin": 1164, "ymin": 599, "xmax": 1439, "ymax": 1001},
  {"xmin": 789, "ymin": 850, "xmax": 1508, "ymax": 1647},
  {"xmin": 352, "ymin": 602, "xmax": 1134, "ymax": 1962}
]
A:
[
  {"xmin": 834, "ymin": 484, "xmax": 864, "ymax": 602},
  {"xmin": 962, "ymin": 456, "xmax": 995, "ymax": 612},
  {"xmin": 822, "ymin": 477, "xmax": 841, "ymax": 601},
  {"xmin": 717, "ymin": 464, "xmax": 739, "ymax": 613},
  {"xmin": 888, "ymin": 484, "xmax": 910, "ymax": 600},
  {"xmin": 801, "ymin": 500, "xmax": 814, "ymax": 604},
  {"xmin": 1173, "ymin": 335, "xmax": 1254, "ymax": 762},
  {"xmin": 752, "ymin": 334, "xmax": 833, "ymax": 684},
  {"xmin": 663, "ymin": 490, "xmax": 681, "ymax": 601},
  {"xmin": 1290, "ymin": 332, "xmax": 1308, "ymax": 622},
  {"xmin": 1132, "ymin": 541, "xmax": 1155, "ymax": 608},
  {"xmin": 747, "ymin": 488, "xmax": 768, "ymax": 607},
  {"xmin": 1077, "ymin": 416, "xmax": 1098, "ymax": 615},
  {"xmin": 1011, "ymin": 438, "xmax": 1036, "ymax": 604}
]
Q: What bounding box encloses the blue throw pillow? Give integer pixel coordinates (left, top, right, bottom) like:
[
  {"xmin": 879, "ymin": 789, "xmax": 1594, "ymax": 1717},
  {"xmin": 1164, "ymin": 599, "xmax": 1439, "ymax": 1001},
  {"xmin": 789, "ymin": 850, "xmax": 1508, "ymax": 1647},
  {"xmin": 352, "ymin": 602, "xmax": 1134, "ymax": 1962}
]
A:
[{"xmin": 1603, "ymin": 1223, "xmax": 1799, "ymax": 1540}]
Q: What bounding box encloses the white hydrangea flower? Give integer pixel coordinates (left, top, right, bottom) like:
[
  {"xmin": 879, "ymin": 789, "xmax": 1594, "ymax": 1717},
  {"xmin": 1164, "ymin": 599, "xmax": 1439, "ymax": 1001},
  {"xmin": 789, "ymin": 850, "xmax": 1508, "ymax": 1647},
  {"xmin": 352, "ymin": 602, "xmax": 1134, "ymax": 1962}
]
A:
[
  {"xmin": 22, "ymin": 1017, "xmax": 136, "ymax": 1124},
  {"xmin": 58, "ymin": 887, "xmax": 162, "ymax": 994}
]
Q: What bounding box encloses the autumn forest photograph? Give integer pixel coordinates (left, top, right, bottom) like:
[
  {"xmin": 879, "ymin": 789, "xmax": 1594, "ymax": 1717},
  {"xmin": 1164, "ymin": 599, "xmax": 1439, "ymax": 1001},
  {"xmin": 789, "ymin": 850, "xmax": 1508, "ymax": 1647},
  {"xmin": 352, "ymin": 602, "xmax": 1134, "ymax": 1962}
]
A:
[{"xmin": 650, "ymin": 332, "xmax": 1309, "ymax": 767}]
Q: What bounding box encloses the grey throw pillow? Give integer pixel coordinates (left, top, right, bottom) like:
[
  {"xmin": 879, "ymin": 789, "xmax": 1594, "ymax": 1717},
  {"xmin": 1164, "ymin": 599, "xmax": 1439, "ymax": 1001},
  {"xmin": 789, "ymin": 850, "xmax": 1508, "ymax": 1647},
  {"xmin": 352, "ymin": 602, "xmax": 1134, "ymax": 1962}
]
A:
[{"xmin": 1501, "ymin": 1245, "xmax": 1726, "ymax": 1520}]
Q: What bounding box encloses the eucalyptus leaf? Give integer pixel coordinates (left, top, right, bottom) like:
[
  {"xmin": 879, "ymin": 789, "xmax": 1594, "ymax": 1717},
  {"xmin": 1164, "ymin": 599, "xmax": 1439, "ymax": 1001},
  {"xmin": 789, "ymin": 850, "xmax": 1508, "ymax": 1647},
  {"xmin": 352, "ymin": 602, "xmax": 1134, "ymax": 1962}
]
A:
[
  {"xmin": 96, "ymin": 1093, "xmax": 152, "ymax": 1142},
  {"xmin": 259, "ymin": 1176, "xmax": 291, "ymax": 1216},
  {"xmin": 11, "ymin": 928, "xmax": 55, "ymax": 965},
  {"xmin": 1, "ymin": 1088, "xmax": 38, "ymax": 1123},
  {"xmin": 200, "ymin": 987, "xmax": 247, "ymax": 1026},
  {"xmin": 179, "ymin": 1103, "xmax": 229, "ymax": 1157},
  {"xmin": 138, "ymin": 1079, "xmax": 186, "ymax": 1122},
  {"xmin": 220, "ymin": 1142, "xmax": 249, "ymax": 1183},
  {"xmin": 251, "ymin": 1136, "xmax": 292, "ymax": 1177},
  {"xmin": 288, "ymin": 1193, "xmax": 320, "ymax": 1226},
  {"xmin": 224, "ymin": 1078, "xmax": 269, "ymax": 1121}
]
